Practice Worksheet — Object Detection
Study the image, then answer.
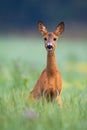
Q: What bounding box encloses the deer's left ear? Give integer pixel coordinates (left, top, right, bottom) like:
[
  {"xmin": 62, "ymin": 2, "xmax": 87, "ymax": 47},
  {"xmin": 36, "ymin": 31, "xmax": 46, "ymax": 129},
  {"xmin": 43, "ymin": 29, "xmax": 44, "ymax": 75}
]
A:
[{"xmin": 54, "ymin": 22, "xmax": 64, "ymax": 36}]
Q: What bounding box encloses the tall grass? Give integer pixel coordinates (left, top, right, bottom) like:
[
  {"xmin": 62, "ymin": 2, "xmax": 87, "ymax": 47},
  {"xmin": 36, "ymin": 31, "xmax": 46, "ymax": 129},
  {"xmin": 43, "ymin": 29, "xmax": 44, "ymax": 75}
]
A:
[{"xmin": 0, "ymin": 36, "xmax": 87, "ymax": 130}]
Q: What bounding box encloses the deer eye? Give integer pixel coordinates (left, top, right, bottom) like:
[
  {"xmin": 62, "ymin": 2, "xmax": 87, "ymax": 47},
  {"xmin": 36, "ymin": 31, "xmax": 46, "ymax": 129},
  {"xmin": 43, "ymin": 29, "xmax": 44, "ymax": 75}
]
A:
[
  {"xmin": 53, "ymin": 38, "xmax": 57, "ymax": 41},
  {"xmin": 44, "ymin": 37, "xmax": 47, "ymax": 41}
]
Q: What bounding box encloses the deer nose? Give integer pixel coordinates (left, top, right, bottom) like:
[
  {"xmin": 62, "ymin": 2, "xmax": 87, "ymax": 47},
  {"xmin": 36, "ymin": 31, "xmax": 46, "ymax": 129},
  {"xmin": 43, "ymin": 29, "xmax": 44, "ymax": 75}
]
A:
[{"xmin": 47, "ymin": 45, "xmax": 53, "ymax": 49}]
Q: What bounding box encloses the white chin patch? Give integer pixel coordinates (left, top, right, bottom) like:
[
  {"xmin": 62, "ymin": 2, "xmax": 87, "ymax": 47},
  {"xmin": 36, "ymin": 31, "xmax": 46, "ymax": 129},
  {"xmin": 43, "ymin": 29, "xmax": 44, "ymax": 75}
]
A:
[{"xmin": 47, "ymin": 48, "xmax": 53, "ymax": 51}]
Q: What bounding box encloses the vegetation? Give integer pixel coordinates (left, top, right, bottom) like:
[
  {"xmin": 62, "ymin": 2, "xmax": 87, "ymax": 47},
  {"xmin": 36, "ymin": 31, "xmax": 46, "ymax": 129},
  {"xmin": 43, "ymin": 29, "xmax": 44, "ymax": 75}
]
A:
[{"xmin": 0, "ymin": 36, "xmax": 87, "ymax": 130}]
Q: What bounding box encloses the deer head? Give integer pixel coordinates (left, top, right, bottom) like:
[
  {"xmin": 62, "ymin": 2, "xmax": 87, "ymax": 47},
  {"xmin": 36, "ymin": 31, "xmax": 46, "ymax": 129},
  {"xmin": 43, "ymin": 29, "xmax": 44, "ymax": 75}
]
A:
[{"xmin": 38, "ymin": 21, "xmax": 64, "ymax": 52}]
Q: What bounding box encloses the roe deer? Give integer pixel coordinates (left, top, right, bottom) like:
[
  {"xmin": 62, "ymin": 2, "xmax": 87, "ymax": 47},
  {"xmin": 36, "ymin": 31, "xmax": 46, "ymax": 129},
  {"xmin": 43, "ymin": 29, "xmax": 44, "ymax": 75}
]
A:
[{"xmin": 28, "ymin": 21, "xmax": 64, "ymax": 106}]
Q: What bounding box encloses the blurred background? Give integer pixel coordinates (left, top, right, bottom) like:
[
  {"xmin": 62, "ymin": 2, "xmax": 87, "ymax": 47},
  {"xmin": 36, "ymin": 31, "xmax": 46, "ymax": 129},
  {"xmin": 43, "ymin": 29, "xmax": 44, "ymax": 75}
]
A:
[
  {"xmin": 0, "ymin": 0, "xmax": 87, "ymax": 82},
  {"xmin": 0, "ymin": 1, "xmax": 87, "ymax": 129},
  {"xmin": 0, "ymin": 0, "xmax": 87, "ymax": 39},
  {"xmin": 0, "ymin": 0, "xmax": 87, "ymax": 77}
]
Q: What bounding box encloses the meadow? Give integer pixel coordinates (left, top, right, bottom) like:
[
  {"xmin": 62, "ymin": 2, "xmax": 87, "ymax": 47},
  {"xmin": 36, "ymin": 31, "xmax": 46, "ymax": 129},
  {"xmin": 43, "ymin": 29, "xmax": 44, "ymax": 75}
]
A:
[{"xmin": 0, "ymin": 36, "xmax": 87, "ymax": 130}]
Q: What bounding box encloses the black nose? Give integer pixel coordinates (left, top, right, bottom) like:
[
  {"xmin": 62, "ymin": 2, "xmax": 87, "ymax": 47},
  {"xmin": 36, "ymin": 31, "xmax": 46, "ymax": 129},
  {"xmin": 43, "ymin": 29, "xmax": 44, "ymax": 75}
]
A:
[{"xmin": 47, "ymin": 45, "xmax": 53, "ymax": 49}]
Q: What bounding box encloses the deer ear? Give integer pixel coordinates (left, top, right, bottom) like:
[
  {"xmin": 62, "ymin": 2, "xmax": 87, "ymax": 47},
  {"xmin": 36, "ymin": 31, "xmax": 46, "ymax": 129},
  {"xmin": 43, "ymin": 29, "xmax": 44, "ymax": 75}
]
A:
[
  {"xmin": 54, "ymin": 22, "xmax": 64, "ymax": 36},
  {"xmin": 38, "ymin": 21, "xmax": 48, "ymax": 36}
]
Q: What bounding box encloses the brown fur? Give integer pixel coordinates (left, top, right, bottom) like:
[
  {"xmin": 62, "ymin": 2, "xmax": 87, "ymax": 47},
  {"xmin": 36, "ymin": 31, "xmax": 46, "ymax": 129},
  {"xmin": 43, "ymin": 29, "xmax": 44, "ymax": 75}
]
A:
[{"xmin": 28, "ymin": 21, "xmax": 64, "ymax": 106}]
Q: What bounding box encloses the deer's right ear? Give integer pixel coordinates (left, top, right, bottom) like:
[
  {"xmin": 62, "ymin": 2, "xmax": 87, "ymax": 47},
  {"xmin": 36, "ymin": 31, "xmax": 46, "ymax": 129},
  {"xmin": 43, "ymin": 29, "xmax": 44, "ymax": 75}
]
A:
[{"xmin": 38, "ymin": 21, "xmax": 48, "ymax": 36}]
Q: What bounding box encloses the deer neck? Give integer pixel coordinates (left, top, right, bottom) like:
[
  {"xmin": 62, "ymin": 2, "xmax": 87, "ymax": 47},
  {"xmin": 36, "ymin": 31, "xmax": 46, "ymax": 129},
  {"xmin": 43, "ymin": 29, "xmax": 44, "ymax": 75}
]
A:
[{"xmin": 46, "ymin": 51, "xmax": 57, "ymax": 76}]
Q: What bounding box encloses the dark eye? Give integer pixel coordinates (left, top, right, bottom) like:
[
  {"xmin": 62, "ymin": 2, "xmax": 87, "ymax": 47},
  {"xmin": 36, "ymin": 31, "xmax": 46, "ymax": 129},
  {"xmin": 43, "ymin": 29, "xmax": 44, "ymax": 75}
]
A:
[
  {"xmin": 44, "ymin": 37, "xmax": 47, "ymax": 41},
  {"xmin": 53, "ymin": 38, "xmax": 57, "ymax": 41}
]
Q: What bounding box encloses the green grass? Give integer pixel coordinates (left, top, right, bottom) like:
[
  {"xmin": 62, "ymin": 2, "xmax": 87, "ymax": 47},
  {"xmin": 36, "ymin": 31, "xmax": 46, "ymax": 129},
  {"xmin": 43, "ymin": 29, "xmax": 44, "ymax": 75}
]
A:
[{"xmin": 0, "ymin": 36, "xmax": 87, "ymax": 130}]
